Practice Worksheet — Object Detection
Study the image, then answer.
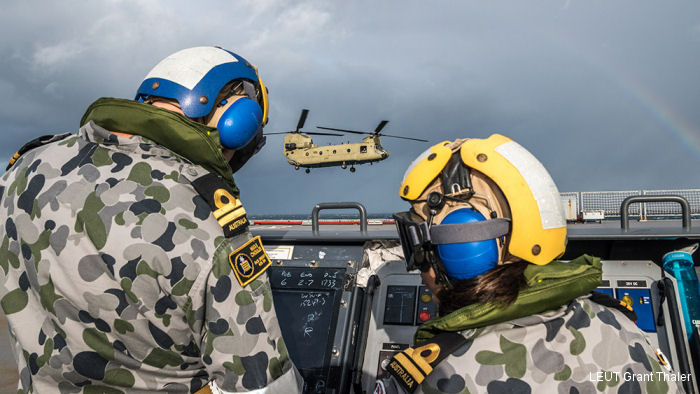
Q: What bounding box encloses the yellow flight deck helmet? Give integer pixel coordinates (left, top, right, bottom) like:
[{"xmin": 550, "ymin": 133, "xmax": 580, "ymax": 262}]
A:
[{"xmin": 397, "ymin": 134, "xmax": 567, "ymax": 268}]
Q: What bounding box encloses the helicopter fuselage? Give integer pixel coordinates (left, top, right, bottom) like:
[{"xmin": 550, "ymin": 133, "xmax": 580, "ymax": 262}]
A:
[{"xmin": 283, "ymin": 133, "xmax": 389, "ymax": 169}]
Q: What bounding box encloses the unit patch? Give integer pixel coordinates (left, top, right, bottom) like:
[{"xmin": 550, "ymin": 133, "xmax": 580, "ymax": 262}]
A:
[
  {"xmin": 229, "ymin": 236, "xmax": 272, "ymax": 287},
  {"xmin": 190, "ymin": 173, "xmax": 248, "ymax": 238}
]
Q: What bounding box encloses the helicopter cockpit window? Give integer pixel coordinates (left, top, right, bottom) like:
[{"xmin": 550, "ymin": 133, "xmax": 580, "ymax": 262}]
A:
[{"xmin": 360, "ymin": 145, "xmax": 367, "ymax": 153}]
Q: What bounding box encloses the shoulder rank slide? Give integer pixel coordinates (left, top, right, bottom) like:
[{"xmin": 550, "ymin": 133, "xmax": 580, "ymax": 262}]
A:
[
  {"xmin": 386, "ymin": 332, "xmax": 467, "ymax": 393},
  {"xmin": 589, "ymin": 290, "xmax": 638, "ymax": 323},
  {"xmin": 190, "ymin": 173, "xmax": 248, "ymax": 238},
  {"xmin": 7, "ymin": 133, "xmax": 71, "ymax": 170},
  {"xmin": 229, "ymin": 236, "xmax": 272, "ymax": 287}
]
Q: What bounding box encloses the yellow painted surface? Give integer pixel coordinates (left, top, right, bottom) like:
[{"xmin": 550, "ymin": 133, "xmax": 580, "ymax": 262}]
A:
[
  {"xmin": 460, "ymin": 134, "xmax": 566, "ymax": 265},
  {"xmin": 399, "ymin": 141, "xmax": 452, "ymax": 200}
]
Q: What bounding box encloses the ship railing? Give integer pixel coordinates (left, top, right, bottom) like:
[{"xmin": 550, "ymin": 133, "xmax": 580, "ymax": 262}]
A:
[{"xmin": 561, "ymin": 188, "xmax": 700, "ymax": 221}]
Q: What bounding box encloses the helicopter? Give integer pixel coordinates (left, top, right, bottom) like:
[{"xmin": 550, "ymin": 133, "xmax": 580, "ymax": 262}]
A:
[{"xmin": 265, "ymin": 109, "xmax": 427, "ymax": 173}]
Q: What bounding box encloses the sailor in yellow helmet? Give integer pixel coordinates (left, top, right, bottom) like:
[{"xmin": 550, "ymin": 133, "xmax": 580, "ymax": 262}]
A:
[{"xmin": 378, "ymin": 135, "xmax": 682, "ymax": 394}]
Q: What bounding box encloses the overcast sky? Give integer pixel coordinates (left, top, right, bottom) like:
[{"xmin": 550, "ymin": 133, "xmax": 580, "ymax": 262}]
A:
[{"xmin": 2, "ymin": 1, "xmax": 700, "ymax": 215}]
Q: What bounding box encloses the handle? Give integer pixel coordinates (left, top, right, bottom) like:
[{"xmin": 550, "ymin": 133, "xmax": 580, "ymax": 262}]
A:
[
  {"xmin": 620, "ymin": 195, "xmax": 691, "ymax": 231},
  {"xmin": 351, "ymin": 275, "xmax": 380, "ymax": 393},
  {"xmin": 312, "ymin": 202, "xmax": 368, "ymax": 234}
]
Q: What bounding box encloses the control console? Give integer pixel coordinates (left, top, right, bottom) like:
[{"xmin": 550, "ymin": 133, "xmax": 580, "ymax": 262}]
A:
[{"xmin": 359, "ymin": 259, "xmax": 691, "ymax": 393}]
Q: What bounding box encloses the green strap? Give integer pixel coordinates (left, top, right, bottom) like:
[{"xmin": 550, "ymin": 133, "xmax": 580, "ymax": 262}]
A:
[{"xmin": 80, "ymin": 97, "xmax": 239, "ymax": 196}]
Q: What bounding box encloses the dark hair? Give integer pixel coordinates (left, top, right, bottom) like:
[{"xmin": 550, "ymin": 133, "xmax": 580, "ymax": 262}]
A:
[{"xmin": 436, "ymin": 260, "xmax": 529, "ymax": 316}]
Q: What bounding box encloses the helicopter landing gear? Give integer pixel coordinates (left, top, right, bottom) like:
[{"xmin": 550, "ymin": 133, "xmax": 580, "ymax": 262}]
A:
[
  {"xmin": 350, "ymin": 167, "xmax": 356, "ymax": 173},
  {"xmin": 305, "ymin": 168, "xmax": 310, "ymax": 174},
  {"xmin": 295, "ymin": 165, "xmax": 300, "ymax": 170},
  {"xmin": 341, "ymin": 162, "xmax": 347, "ymax": 169}
]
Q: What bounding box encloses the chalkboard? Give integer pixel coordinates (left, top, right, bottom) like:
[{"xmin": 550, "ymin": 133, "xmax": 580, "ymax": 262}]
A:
[
  {"xmin": 269, "ymin": 267, "xmax": 346, "ymax": 393},
  {"xmin": 269, "ymin": 267, "xmax": 346, "ymax": 290},
  {"xmin": 273, "ymin": 289, "xmax": 336, "ymax": 370}
]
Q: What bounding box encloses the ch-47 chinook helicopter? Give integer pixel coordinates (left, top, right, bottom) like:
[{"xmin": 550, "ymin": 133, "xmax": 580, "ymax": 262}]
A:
[{"xmin": 265, "ymin": 109, "xmax": 427, "ymax": 173}]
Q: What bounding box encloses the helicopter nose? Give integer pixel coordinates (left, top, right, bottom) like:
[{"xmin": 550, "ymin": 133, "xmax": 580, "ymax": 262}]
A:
[{"xmin": 382, "ymin": 151, "xmax": 389, "ymax": 159}]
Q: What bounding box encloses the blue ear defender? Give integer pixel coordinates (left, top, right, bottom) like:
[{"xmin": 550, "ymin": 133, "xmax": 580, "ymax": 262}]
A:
[
  {"xmin": 217, "ymin": 97, "xmax": 263, "ymax": 149},
  {"xmin": 437, "ymin": 208, "xmax": 499, "ymax": 280}
]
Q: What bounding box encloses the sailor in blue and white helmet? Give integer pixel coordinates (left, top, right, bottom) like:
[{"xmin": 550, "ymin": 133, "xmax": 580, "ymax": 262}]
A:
[
  {"xmin": 136, "ymin": 46, "xmax": 270, "ymax": 172},
  {"xmin": 0, "ymin": 46, "xmax": 302, "ymax": 393}
]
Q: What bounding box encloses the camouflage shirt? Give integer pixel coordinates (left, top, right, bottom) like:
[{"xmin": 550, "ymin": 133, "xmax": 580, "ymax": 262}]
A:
[
  {"xmin": 0, "ymin": 118, "xmax": 298, "ymax": 393},
  {"xmin": 379, "ymin": 296, "xmax": 684, "ymax": 394}
]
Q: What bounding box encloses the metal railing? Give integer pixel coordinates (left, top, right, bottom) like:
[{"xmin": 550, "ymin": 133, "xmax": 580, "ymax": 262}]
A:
[{"xmin": 562, "ymin": 189, "xmax": 700, "ymax": 220}]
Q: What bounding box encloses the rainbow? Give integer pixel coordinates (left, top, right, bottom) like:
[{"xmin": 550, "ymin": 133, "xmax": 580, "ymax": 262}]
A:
[{"xmin": 558, "ymin": 40, "xmax": 700, "ymax": 163}]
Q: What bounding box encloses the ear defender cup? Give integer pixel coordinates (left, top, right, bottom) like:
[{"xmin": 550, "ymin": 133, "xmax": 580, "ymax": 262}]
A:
[
  {"xmin": 437, "ymin": 208, "xmax": 499, "ymax": 280},
  {"xmin": 217, "ymin": 97, "xmax": 263, "ymax": 149}
]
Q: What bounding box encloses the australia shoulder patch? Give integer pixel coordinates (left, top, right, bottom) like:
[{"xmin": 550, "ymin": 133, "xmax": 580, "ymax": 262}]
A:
[
  {"xmin": 7, "ymin": 132, "xmax": 71, "ymax": 170},
  {"xmin": 190, "ymin": 173, "xmax": 248, "ymax": 238},
  {"xmin": 229, "ymin": 236, "xmax": 272, "ymax": 287},
  {"xmin": 386, "ymin": 332, "xmax": 467, "ymax": 393}
]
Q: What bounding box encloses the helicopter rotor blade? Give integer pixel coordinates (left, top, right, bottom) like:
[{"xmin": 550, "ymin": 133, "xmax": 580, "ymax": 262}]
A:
[
  {"xmin": 303, "ymin": 132, "xmax": 344, "ymax": 136},
  {"xmin": 317, "ymin": 123, "xmax": 426, "ymax": 141},
  {"xmin": 265, "ymin": 130, "xmax": 343, "ymax": 136},
  {"xmin": 295, "ymin": 109, "xmax": 309, "ymax": 132},
  {"xmin": 316, "ymin": 126, "xmax": 370, "ymax": 135},
  {"xmin": 374, "ymin": 120, "xmax": 389, "ymax": 134},
  {"xmin": 377, "ymin": 133, "xmax": 428, "ymax": 142}
]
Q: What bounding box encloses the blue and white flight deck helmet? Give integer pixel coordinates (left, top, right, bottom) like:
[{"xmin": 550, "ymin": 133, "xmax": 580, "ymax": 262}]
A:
[{"xmin": 135, "ymin": 46, "xmax": 269, "ymax": 151}]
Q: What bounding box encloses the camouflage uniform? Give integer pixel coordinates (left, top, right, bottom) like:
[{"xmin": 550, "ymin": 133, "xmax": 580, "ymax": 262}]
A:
[
  {"xmin": 0, "ymin": 98, "xmax": 300, "ymax": 393},
  {"xmin": 379, "ymin": 263, "xmax": 685, "ymax": 393}
]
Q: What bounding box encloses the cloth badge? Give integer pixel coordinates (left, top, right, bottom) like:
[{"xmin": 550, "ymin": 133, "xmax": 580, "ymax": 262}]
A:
[
  {"xmin": 386, "ymin": 354, "xmax": 421, "ymax": 393},
  {"xmin": 190, "ymin": 173, "xmax": 248, "ymax": 238},
  {"xmin": 229, "ymin": 236, "xmax": 272, "ymax": 287},
  {"xmin": 386, "ymin": 332, "xmax": 467, "ymax": 393}
]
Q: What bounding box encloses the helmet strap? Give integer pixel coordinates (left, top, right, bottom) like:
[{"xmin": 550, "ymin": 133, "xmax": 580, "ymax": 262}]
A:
[{"xmin": 431, "ymin": 254, "xmax": 454, "ymax": 289}]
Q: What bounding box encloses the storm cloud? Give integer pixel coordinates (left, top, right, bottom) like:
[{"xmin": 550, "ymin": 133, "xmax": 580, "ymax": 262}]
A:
[{"xmin": 1, "ymin": 1, "xmax": 699, "ymax": 215}]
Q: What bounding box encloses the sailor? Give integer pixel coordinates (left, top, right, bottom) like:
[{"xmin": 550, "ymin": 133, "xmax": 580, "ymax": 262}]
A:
[
  {"xmin": 0, "ymin": 47, "xmax": 301, "ymax": 392},
  {"xmin": 384, "ymin": 135, "xmax": 683, "ymax": 393}
]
